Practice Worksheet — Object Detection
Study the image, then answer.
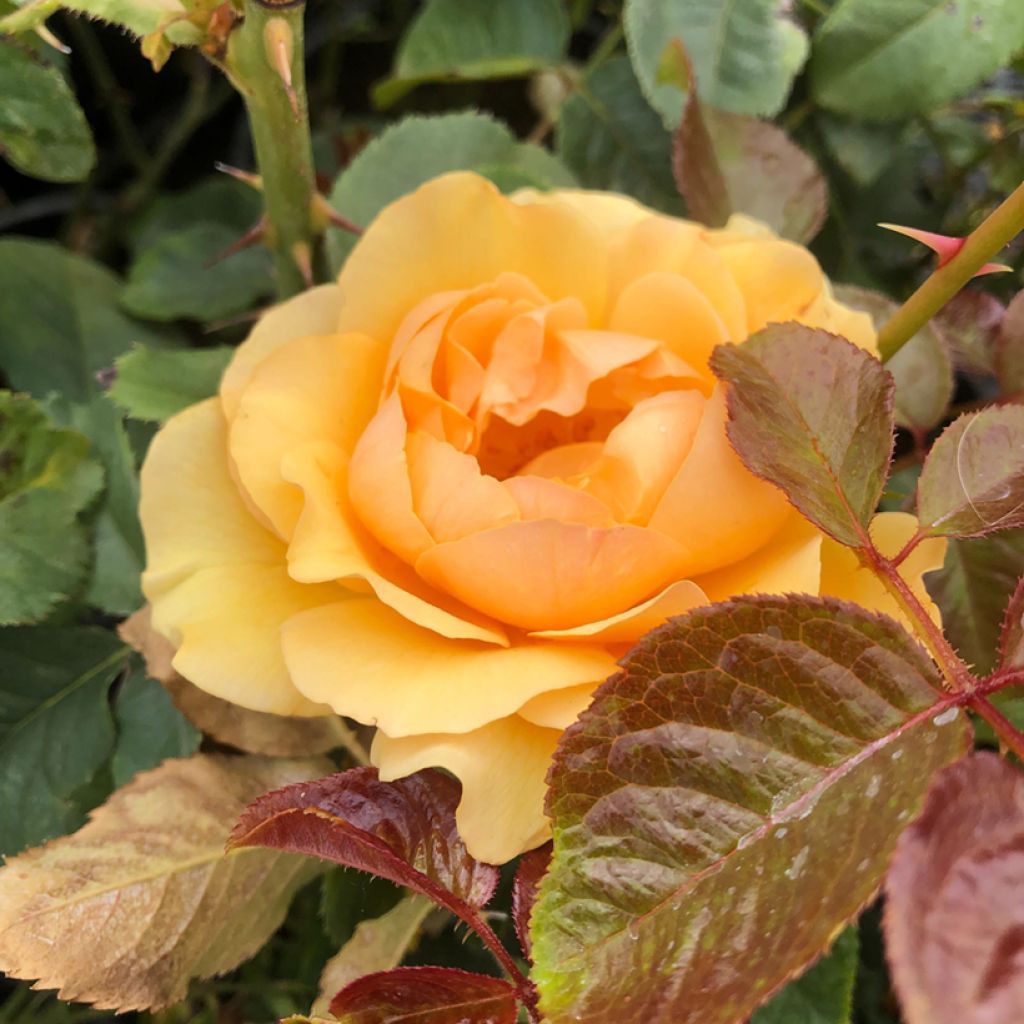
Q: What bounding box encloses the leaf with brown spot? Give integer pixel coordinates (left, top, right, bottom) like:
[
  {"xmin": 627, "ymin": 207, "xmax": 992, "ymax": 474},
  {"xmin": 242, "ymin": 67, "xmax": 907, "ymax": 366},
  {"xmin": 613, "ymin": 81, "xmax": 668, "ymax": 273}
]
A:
[
  {"xmin": 329, "ymin": 966, "xmax": 518, "ymax": 1024},
  {"xmin": 710, "ymin": 325, "xmax": 895, "ymax": 547},
  {"xmin": 0, "ymin": 754, "xmax": 328, "ymax": 1011},
  {"xmin": 118, "ymin": 607, "xmax": 355, "ymax": 758},
  {"xmin": 916, "ymin": 406, "xmax": 1024, "ymax": 538},
  {"xmin": 885, "ymin": 753, "xmax": 1024, "ymax": 1024},
  {"xmin": 530, "ymin": 595, "xmax": 969, "ymax": 1024}
]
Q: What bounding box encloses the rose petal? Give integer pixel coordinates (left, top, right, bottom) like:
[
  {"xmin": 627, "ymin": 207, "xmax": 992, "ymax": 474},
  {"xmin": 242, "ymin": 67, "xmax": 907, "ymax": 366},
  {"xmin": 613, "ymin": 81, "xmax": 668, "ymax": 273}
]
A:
[
  {"xmin": 516, "ymin": 683, "xmax": 598, "ymax": 729},
  {"xmin": 512, "ymin": 187, "xmax": 651, "ymax": 235},
  {"xmin": 337, "ymin": 172, "xmax": 608, "ymax": 341},
  {"xmin": 282, "ymin": 441, "xmax": 509, "ymax": 645},
  {"xmin": 416, "ymin": 518, "xmax": 687, "ymax": 630},
  {"xmin": 348, "ymin": 392, "xmax": 435, "ymax": 562},
  {"xmin": 229, "ymin": 332, "xmax": 387, "ymax": 539},
  {"xmin": 220, "ymin": 285, "xmax": 343, "ymax": 423},
  {"xmin": 502, "ymin": 475, "xmax": 616, "ymax": 527},
  {"xmin": 281, "ymin": 600, "xmax": 617, "ymax": 735},
  {"xmin": 649, "ymin": 385, "xmax": 792, "ymax": 574},
  {"xmin": 693, "ymin": 513, "xmax": 823, "ymax": 600},
  {"xmin": 140, "ymin": 399, "xmax": 282, "ymax": 599},
  {"xmin": 372, "ymin": 716, "xmax": 561, "ymax": 863},
  {"xmin": 820, "ymin": 511, "xmax": 945, "ymax": 625}
]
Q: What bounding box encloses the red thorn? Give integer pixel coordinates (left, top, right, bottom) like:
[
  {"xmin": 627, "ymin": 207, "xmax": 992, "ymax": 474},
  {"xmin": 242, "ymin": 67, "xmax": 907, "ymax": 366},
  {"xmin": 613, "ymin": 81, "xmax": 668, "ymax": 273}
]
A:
[
  {"xmin": 879, "ymin": 223, "xmax": 1013, "ymax": 280},
  {"xmin": 204, "ymin": 217, "xmax": 267, "ymax": 268}
]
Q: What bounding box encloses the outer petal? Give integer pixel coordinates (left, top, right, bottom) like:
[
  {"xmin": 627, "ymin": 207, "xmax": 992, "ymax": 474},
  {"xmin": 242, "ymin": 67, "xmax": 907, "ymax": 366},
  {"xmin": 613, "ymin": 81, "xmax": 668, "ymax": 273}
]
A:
[
  {"xmin": 141, "ymin": 398, "xmax": 282, "ymax": 599},
  {"xmin": 220, "ymin": 285, "xmax": 343, "ymax": 423},
  {"xmin": 415, "ymin": 519, "xmax": 688, "ymax": 631},
  {"xmin": 820, "ymin": 512, "xmax": 946, "ymax": 624},
  {"xmin": 229, "ymin": 332, "xmax": 387, "ymax": 539},
  {"xmin": 649, "ymin": 385, "xmax": 791, "ymax": 575},
  {"xmin": 337, "ymin": 172, "xmax": 608, "ymax": 339},
  {"xmin": 280, "ymin": 599, "xmax": 617, "ymax": 735},
  {"xmin": 283, "ymin": 441, "xmax": 509, "ymax": 645},
  {"xmin": 151, "ymin": 565, "xmax": 337, "ymax": 716},
  {"xmin": 516, "ymin": 683, "xmax": 598, "ymax": 729},
  {"xmin": 372, "ymin": 716, "xmax": 561, "ymax": 863},
  {"xmin": 512, "ymin": 187, "xmax": 653, "ymax": 235}
]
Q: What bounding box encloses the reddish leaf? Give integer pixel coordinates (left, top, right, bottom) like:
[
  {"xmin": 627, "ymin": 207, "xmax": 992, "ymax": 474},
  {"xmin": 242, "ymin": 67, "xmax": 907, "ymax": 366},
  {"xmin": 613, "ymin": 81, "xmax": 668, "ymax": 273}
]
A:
[
  {"xmin": 998, "ymin": 576, "xmax": 1024, "ymax": 671},
  {"xmin": 936, "ymin": 289, "xmax": 1005, "ymax": 378},
  {"xmin": 833, "ymin": 284, "xmax": 953, "ymax": 434},
  {"xmin": 710, "ymin": 325, "xmax": 894, "ymax": 547},
  {"xmin": 512, "ymin": 843, "xmax": 551, "ymax": 960},
  {"xmin": 885, "ymin": 753, "xmax": 1024, "ymax": 1024},
  {"xmin": 229, "ymin": 767, "xmax": 498, "ymax": 926},
  {"xmin": 996, "ymin": 289, "xmax": 1024, "ymax": 395},
  {"xmin": 328, "ymin": 966, "xmax": 518, "ymax": 1023},
  {"xmin": 916, "ymin": 406, "xmax": 1024, "ymax": 538},
  {"xmin": 530, "ymin": 595, "xmax": 969, "ymax": 1024},
  {"xmin": 674, "ymin": 86, "xmax": 826, "ymax": 243}
]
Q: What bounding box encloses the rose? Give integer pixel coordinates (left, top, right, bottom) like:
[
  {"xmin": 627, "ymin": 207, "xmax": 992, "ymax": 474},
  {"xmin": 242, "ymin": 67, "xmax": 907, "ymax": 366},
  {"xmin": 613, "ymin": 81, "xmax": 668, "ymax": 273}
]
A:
[{"xmin": 140, "ymin": 172, "xmax": 943, "ymax": 864}]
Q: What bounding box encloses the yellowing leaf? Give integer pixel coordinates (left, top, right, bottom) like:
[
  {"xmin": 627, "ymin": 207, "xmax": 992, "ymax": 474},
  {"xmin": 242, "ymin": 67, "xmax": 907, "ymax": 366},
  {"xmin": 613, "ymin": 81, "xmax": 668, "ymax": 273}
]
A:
[{"xmin": 0, "ymin": 754, "xmax": 329, "ymax": 1011}]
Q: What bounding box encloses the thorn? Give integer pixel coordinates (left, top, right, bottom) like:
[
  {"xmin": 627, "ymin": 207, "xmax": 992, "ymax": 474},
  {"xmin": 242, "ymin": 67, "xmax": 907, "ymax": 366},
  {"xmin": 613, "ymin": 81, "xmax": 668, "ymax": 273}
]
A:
[
  {"xmin": 204, "ymin": 217, "xmax": 268, "ymax": 269},
  {"xmin": 214, "ymin": 162, "xmax": 263, "ymax": 190},
  {"xmin": 976, "ymin": 262, "xmax": 1014, "ymax": 277},
  {"xmin": 312, "ymin": 193, "xmax": 362, "ymax": 235},
  {"xmin": 879, "ymin": 223, "xmax": 1013, "ymax": 279},
  {"xmin": 264, "ymin": 17, "xmax": 300, "ymax": 119},
  {"xmin": 291, "ymin": 241, "xmax": 314, "ymax": 288},
  {"xmin": 35, "ymin": 23, "xmax": 71, "ymax": 53}
]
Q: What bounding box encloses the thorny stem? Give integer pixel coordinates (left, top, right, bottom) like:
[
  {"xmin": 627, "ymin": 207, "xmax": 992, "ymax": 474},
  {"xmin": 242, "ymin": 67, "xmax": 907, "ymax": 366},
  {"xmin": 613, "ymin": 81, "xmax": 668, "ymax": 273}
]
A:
[
  {"xmin": 969, "ymin": 696, "xmax": 1024, "ymax": 762},
  {"xmin": 465, "ymin": 909, "xmax": 539, "ymax": 1021},
  {"xmin": 877, "ymin": 178, "xmax": 1024, "ymax": 361},
  {"xmin": 227, "ymin": 0, "xmax": 319, "ymax": 297}
]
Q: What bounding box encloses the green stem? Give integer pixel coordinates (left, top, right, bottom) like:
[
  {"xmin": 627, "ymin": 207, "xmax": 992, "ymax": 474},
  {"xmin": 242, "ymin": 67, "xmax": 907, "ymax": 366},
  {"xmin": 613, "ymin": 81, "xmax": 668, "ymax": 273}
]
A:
[
  {"xmin": 227, "ymin": 0, "xmax": 318, "ymax": 298},
  {"xmin": 877, "ymin": 179, "xmax": 1024, "ymax": 361}
]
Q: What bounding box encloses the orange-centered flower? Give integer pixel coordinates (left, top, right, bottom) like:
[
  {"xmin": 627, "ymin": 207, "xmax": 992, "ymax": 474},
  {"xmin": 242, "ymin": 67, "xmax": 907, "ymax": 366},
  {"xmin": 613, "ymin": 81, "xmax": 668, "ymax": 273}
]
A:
[{"xmin": 140, "ymin": 173, "xmax": 944, "ymax": 863}]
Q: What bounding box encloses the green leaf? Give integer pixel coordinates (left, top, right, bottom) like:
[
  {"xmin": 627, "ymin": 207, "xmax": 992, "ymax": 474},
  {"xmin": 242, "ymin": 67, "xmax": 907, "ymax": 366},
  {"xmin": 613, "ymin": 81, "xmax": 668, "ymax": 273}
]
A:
[
  {"xmin": 110, "ymin": 344, "xmax": 234, "ymax": 422},
  {"xmin": 122, "ymin": 223, "xmax": 274, "ymax": 323},
  {"xmin": 374, "ymin": 0, "xmax": 570, "ymax": 107},
  {"xmin": 885, "ymin": 753, "xmax": 1024, "ymax": 1024},
  {"xmin": 811, "ymin": 0, "xmax": 1024, "ymax": 122},
  {"xmin": 0, "ymin": 754, "xmax": 328, "ymax": 1011},
  {"xmin": 0, "ymin": 392, "xmax": 103, "ymax": 625},
  {"xmin": 752, "ymin": 928, "xmax": 858, "ymax": 1024},
  {"xmin": 916, "ymin": 406, "xmax": 1024, "ymax": 537},
  {"xmin": 833, "ymin": 285, "xmax": 953, "ymax": 434},
  {"xmin": 327, "ymin": 112, "xmax": 576, "ymax": 272},
  {"xmin": 111, "ymin": 662, "xmax": 200, "ymax": 787},
  {"xmin": 0, "ymin": 238, "xmax": 173, "ymax": 403},
  {"xmin": 555, "ymin": 57, "xmax": 683, "ymax": 215},
  {"xmin": 320, "ymin": 869, "xmax": 405, "ymax": 949},
  {"xmin": 0, "ymin": 0, "xmax": 190, "ymax": 40},
  {"xmin": 624, "ymin": 0, "xmax": 808, "ymax": 125},
  {"xmin": 674, "ymin": 100, "xmax": 827, "ymax": 242},
  {"xmin": 0, "ymin": 40, "xmax": 95, "ymax": 183},
  {"xmin": 818, "ymin": 116, "xmax": 902, "ymax": 188},
  {"xmin": 709, "ymin": 325, "xmax": 895, "ymax": 548},
  {"xmin": 0, "ymin": 626, "xmax": 126, "ymax": 857},
  {"xmin": 925, "ymin": 529, "xmax": 1024, "ymax": 674},
  {"xmin": 530, "ymin": 595, "xmax": 970, "ymax": 1024}
]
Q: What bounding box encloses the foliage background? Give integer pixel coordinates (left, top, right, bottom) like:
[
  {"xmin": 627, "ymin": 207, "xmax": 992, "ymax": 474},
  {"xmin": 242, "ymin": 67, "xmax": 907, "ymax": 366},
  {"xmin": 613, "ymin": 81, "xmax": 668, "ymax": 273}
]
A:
[{"xmin": 1, "ymin": 0, "xmax": 1023, "ymax": 1021}]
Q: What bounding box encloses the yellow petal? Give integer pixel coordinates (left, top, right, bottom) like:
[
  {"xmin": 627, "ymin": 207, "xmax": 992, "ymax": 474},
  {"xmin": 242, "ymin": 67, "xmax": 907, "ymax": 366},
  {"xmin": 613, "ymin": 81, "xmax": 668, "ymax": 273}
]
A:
[
  {"xmin": 694, "ymin": 512, "xmax": 823, "ymax": 600},
  {"xmin": 152, "ymin": 564, "xmax": 337, "ymax": 717},
  {"xmin": 516, "ymin": 683, "xmax": 598, "ymax": 730},
  {"xmin": 220, "ymin": 285, "xmax": 343, "ymax": 423},
  {"xmin": 281, "ymin": 599, "xmax": 616, "ymax": 735},
  {"xmin": 512, "ymin": 187, "xmax": 653, "ymax": 235},
  {"xmin": 649, "ymin": 386, "xmax": 791, "ymax": 575},
  {"xmin": 416, "ymin": 519, "xmax": 687, "ymax": 630},
  {"xmin": 229, "ymin": 331, "xmax": 387, "ymax": 539},
  {"xmin": 372, "ymin": 716, "xmax": 561, "ymax": 863},
  {"xmin": 140, "ymin": 398, "xmax": 282, "ymax": 600},
  {"xmin": 530, "ymin": 578, "xmax": 707, "ymax": 643},
  {"xmin": 337, "ymin": 172, "xmax": 608, "ymax": 340},
  {"xmin": 282, "ymin": 441, "xmax": 509, "ymax": 645},
  {"xmin": 820, "ymin": 511, "xmax": 946, "ymax": 625},
  {"xmin": 502, "ymin": 475, "xmax": 616, "ymax": 527}
]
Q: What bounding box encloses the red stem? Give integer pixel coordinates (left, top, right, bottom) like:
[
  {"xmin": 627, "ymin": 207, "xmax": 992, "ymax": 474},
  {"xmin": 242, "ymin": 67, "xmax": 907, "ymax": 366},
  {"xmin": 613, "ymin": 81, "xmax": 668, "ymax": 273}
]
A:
[
  {"xmin": 969, "ymin": 696, "xmax": 1024, "ymax": 761},
  {"xmin": 466, "ymin": 909, "xmax": 539, "ymax": 1021}
]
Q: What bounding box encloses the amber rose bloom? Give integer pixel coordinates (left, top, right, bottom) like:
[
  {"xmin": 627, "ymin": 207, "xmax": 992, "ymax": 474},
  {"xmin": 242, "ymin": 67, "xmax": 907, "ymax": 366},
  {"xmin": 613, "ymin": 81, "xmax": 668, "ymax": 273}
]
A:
[{"xmin": 140, "ymin": 172, "xmax": 943, "ymax": 862}]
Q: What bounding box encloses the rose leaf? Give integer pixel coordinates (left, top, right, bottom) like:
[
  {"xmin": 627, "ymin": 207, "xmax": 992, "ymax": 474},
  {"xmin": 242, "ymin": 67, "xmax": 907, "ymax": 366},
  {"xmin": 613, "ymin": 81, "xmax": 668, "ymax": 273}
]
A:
[
  {"xmin": 0, "ymin": 754, "xmax": 328, "ymax": 1011},
  {"xmin": 709, "ymin": 325, "xmax": 895, "ymax": 548},
  {"xmin": 530, "ymin": 595, "xmax": 969, "ymax": 1024},
  {"xmin": 228, "ymin": 767, "xmax": 500, "ymax": 925},
  {"xmin": 885, "ymin": 752, "xmax": 1024, "ymax": 1024},
  {"xmin": 998, "ymin": 577, "xmax": 1024, "ymax": 672},
  {"xmin": 916, "ymin": 406, "xmax": 1024, "ymax": 538},
  {"xmin": 512, "ymin": 842, "xmax": 551, "ymax": 961},
  {"xmin": 328, "ymin": 966, "xmax": 518, "ymax": 1023},
  {"xmin": 996, "ymin": 290, "xmax": 1024, "ymax": 395},
  {"xmin": 936, "ymin": 288, "xmax": 1005, "ymax": 378}
]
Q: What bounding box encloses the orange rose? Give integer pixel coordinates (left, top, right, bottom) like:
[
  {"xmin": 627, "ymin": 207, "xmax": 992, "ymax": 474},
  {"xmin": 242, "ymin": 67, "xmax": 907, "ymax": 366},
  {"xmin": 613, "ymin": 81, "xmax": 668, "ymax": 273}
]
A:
[{"xmin": 140, "ymin": 172, "xmax": 943, "ymax": 863}]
